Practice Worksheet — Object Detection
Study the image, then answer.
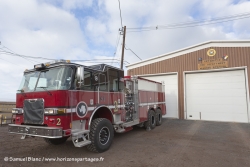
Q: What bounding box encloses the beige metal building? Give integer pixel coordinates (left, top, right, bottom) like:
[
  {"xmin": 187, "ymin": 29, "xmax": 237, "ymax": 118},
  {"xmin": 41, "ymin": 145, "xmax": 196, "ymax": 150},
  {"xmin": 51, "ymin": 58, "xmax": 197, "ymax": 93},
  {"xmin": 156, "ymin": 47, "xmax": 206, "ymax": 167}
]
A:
[
  {"xmin": 0, "ymin": 101, "xmax": 16, "ymax": 112},
  {"xmin": 126, "ymin": 41, "xmax": 250, "ymax": 123}
]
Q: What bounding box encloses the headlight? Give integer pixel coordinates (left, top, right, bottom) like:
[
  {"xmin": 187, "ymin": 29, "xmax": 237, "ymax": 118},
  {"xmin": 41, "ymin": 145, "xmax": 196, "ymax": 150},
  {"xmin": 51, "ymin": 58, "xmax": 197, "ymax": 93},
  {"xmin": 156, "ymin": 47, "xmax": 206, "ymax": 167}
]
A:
[
  {"xmin": 44, "ymin": 109, "xmax": 56, "ymax": 114},
  {"xmin": 12, "ymin": 108, "xmax": 23, "ymax": 114},
  {"xmin": 57, "ymin": 108, "xmax": 67, "ymax": 114},
  {"xmin": 44, "ymin": 108, "xmax": 66, "ymax": 114}
]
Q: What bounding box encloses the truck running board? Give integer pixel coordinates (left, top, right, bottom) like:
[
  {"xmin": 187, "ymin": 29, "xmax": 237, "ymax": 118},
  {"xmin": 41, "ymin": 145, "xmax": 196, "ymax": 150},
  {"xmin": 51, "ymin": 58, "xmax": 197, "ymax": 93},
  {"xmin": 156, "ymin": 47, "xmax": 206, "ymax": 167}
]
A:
[
  {"xmin": 122, "ymin": 119, "xmax": 140, "ymax": 128},
  {"xmin": 114, "ymin": 120, "xmax": 139, "ymax": 133},
  {"xmin": 115, "ymin": 128, "xmax": 125, "ymax": 133},
  {"xmin": 114, "ymin": 121, "xmax": 124, "ymax": 125},
  {"xmin": 71, "ymin": 129, "xmax": 91, "ymax": 147}
]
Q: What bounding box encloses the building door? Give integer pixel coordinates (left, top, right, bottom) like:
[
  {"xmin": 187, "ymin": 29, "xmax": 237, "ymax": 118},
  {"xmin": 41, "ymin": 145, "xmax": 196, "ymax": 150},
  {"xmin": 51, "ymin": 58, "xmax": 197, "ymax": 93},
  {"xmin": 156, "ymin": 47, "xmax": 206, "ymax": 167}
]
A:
[
  {"xmin": 141, "ymin": 73, "xmax": 178, "ymax": 118},
  {"xmin": 185, "ymin": 69, "xmax": 248, "ymax": 123}
]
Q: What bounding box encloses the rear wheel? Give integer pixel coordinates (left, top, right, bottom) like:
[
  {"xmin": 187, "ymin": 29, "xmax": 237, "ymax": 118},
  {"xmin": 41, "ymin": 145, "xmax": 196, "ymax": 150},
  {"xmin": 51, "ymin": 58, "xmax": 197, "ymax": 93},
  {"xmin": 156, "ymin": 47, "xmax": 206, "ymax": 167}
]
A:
[
  {"xmin": 144, "ymin": 110, "xmax": 156, "ymax": 130},
  {"xmin": 44, "ymin": 137, "xmax": 69, "ymax": 145},
  {"xmin": 156, "ymin": 108, "xmax": 162, "ymax": 126},
  {"xmin": 87, "ymin": 118, "xmax": 114, "ymax": 153}
]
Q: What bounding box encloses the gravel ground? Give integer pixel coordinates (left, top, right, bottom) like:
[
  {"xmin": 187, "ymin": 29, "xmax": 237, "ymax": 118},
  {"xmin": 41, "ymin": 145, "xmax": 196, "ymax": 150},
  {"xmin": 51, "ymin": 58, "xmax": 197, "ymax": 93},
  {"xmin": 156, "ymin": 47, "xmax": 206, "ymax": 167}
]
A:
[{"xmin": 1, "ymin": 119, "xmax": 250, "ymax": 167}]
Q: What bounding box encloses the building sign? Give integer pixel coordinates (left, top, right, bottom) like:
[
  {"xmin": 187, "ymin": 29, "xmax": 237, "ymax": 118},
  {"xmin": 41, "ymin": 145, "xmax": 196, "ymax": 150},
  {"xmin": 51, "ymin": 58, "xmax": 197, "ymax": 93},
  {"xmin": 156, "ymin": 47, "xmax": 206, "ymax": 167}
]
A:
[
  {"xmin": 198, "ymin": 58, "xmax": 228, "ymax": 70},
  {"xmin": 207, "ymin": 49, "xmax": 216, "ymax": 57}
]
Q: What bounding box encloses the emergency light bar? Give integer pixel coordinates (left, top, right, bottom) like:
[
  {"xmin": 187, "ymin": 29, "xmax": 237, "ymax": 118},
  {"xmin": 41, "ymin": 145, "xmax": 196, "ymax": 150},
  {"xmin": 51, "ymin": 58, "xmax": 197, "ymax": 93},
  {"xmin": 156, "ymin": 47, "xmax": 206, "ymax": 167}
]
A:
[{"xmin": 34, "ymin": 59, "xmax": 71, "ymax": 69}]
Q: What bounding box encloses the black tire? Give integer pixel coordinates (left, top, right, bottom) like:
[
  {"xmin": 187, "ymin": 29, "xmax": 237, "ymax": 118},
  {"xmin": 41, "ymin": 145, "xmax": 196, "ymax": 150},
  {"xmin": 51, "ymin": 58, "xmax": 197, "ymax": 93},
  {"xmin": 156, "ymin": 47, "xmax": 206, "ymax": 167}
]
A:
[
  {"xmin": 87, "ymin": 118, "xmax": 114, "ymax": 153},
  {"xmin": 144, "ymin": 110, "xmax": 156, "ymax": 130},
  {"xmin": 44, "ymin": 137, "xmax": 69, "ymax": 145},
  {"xmin": 156, "ymin": 108, "xmax": 162, "ymax": 126}
]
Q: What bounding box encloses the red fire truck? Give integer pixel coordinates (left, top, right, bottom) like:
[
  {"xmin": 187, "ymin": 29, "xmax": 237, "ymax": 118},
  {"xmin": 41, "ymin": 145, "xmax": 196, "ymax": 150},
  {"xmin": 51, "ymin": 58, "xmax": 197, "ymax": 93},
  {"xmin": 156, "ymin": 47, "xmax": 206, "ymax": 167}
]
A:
[{"xmin": 8, "ymin": 60, "xmax": 166, "ymax": 152}]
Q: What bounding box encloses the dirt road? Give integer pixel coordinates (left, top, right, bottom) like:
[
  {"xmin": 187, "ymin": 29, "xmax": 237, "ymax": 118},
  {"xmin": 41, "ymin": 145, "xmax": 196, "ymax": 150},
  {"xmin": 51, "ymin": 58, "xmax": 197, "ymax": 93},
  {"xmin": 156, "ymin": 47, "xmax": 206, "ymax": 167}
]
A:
[{"xmin": 1, "ymin": 119, "xmax": 250, "ymax": 167}]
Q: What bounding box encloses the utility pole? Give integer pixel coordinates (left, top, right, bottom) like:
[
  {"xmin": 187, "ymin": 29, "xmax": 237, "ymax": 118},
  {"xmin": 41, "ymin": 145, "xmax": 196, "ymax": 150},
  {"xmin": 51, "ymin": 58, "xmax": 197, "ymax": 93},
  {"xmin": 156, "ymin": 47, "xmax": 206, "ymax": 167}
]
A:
[{"xmin": 120, "ymin": 26, "xmax": 126, "ymax": 69}]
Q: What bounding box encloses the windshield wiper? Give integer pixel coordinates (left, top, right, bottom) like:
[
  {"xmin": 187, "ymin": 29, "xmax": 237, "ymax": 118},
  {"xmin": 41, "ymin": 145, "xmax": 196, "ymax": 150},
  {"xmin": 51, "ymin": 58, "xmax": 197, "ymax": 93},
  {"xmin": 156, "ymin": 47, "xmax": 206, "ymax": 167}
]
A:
[
  {"xmin": 37, "ymin": 87, "xmax": 52, "ymax": 96},
  {"xmin": 17, "ymin": 89, "xmax": 27, "ymax": 97}
]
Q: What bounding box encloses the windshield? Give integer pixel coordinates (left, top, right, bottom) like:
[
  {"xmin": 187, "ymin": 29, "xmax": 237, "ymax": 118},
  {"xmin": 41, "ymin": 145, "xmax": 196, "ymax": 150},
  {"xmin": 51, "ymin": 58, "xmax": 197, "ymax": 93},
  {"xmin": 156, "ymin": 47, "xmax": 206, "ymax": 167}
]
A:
[{"xmin": 18, "ymin": 66, "xmax": 73, "ymax": 92}]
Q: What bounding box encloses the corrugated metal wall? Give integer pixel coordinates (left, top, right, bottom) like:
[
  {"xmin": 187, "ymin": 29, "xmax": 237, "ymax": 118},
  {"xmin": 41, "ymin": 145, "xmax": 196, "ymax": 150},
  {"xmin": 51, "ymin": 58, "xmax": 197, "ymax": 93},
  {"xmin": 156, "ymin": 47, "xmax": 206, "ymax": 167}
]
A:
[{"xmin": 127, "ymin": 47, "xmax": 250, "ymax": 119}]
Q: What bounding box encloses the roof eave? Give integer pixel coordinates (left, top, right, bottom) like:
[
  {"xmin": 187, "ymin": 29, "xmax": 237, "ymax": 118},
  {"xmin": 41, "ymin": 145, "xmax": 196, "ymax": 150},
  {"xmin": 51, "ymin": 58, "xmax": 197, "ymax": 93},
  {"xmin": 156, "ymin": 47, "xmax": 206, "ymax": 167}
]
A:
[{"xmin": 126, "ymin": 40, "xmax": 250, "ymax": 69}]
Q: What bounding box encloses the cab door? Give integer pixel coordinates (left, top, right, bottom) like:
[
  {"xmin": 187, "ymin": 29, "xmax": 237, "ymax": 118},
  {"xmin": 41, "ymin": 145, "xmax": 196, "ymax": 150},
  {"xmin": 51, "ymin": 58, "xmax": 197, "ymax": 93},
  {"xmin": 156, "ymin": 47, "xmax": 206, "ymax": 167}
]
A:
[{"xmin": 94, "ymin": 72, "xmax": 108, "ymax": 106}]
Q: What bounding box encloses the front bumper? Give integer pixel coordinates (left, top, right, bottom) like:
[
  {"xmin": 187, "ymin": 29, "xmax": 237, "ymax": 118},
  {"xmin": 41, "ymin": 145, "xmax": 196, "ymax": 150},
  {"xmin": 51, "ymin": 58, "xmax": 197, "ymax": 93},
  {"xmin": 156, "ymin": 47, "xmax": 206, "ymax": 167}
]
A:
[{"xmin": 8, "ymin": 124, "xmax": 63, "ymax": 138}]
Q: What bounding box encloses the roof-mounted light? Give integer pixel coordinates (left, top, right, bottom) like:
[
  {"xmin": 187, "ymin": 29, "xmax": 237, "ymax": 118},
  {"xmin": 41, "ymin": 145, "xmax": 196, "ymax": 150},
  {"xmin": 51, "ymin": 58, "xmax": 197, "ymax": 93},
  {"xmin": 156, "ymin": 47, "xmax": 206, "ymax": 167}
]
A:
[
  {"xmin": 34, "ymin": 60, "xmax": 71, "ymax": 69},
  {"xmin": 34, "ymin": 63, "xmax": 45, "ymax": 69},
  {"xmin": 49, "ymin": 59, "xmax": 71, "ymax": 64}
]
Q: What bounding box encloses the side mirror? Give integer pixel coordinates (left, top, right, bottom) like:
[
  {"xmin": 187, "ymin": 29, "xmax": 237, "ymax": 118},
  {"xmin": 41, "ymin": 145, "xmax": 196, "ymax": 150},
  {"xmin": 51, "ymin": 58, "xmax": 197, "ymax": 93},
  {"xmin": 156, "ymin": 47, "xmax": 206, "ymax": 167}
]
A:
[{"xmin": 76, "ymin": 66, "xmax": 84, "ymax": 85}]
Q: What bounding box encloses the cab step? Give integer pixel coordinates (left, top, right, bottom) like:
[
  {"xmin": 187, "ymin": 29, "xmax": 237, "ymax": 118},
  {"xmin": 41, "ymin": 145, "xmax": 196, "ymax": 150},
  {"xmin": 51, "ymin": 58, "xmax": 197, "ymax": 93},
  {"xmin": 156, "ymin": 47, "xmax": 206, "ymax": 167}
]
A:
[
  {"xmin": 71, "ymin": 130, "xmax": 90, "ymax": 137},
  {"xmin": 74, "ymin": 140, "xmax": 91, "ymax": 147},
  {"xmin": 71, "ymin": 129, "xmax": 91, "ymax": 147}
]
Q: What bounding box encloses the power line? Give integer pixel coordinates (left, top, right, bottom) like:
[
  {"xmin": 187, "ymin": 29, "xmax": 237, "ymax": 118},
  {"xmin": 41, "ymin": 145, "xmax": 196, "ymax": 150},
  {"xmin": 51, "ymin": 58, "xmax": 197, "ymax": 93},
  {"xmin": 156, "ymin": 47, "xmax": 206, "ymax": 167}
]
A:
[
  {"xmin": 0, "ymin": 50, "xmax": 130, "ymax": 63},
  {"xmin": 111, "ymin": 40, "xmax": 125, "ymax": 65},
  {"xmin": 127, "ymin": 12, "xmax": 250, "ymax": 30},
  {"xmin": 115, "ymin": 31, "xmax": 121, "ymax": 51},
  {"xmin": 0, "ymin": 44, "xmax": 53, "ymax": 62},
  {"xmin": 160, "ymin": 12, "xmax": 250, "ymax": 27},
  {"xmin": 0, "ymin": 51, "xmax": 45, "ymax": 64},
  {"xmin": 0, "ymin": 50, "xmax": 40, "ymax": 64},
  {"xmin": 111, "ymin": 31, "xmax": 122, "ymax": 65},
  {"xmin": 126, "ymin": 11, "xmax": 250, "ymax": 32},
  {"xmin": 0, "ymin": 57, "xmax": 26, "ymax": 68},
  {"xmin": 0, "ymin": 50, "xmax": 55, "ymax": 61},
  {"xmin": 0, "ymin": 45, "xmax": 41, "ymax": 64},
  {"xmin": 71, "ymin": 59, "xmax": 129, "ymax": 64},
  {"xmin": 118, "ymin": 0, "xmax": 123, "ymax": 27},
  {"xmin": 125, "ymin": 44, "xmax": 142, "ymax": 61},
  {"xmin": 0, "ymin": 44, "xmax": 130, "ymax": 66},
  {"xmin": 0, "ymin": 50, "xmax": 130, "ymax": 64}
]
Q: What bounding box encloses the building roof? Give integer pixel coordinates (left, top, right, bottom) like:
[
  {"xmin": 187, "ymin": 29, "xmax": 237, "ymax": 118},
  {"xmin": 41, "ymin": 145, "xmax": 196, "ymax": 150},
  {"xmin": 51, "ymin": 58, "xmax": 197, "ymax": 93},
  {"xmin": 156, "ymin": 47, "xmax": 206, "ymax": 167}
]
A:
[
  {"xmin": 126, "ymin": 40, "xmax": 250, "ymax": 70},
  {"xmin": 0, "ymin": 101, "xmax": 16, "ymax": 105}
]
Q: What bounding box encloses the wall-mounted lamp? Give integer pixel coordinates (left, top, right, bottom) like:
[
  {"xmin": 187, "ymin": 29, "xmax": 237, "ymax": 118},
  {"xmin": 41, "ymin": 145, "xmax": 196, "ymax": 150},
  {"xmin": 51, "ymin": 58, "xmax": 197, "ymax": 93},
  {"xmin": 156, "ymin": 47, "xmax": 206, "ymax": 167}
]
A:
[
  {"xmin": 198, "ymin": 57, "xmax": 202, "ymax": 61},
  {"xmin": 222, "ymin": 55, "xmax": 229, "ymax": 60}
]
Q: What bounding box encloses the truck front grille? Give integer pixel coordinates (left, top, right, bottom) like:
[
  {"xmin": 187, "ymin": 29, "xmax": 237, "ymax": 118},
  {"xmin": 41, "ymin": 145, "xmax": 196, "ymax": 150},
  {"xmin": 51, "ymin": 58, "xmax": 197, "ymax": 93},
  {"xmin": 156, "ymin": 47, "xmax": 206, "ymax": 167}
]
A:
[{"xmin": 23, "ymin": 99, "xmax": 44, "ymax": 124}]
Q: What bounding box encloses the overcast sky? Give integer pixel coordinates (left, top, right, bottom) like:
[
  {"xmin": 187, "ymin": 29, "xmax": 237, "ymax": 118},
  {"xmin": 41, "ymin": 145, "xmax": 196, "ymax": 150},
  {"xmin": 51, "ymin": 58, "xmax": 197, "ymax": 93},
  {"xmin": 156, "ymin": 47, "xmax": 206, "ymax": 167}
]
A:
[{"xmin": 0, "ymin": 0, "xmax": 250, "ymax": 101}]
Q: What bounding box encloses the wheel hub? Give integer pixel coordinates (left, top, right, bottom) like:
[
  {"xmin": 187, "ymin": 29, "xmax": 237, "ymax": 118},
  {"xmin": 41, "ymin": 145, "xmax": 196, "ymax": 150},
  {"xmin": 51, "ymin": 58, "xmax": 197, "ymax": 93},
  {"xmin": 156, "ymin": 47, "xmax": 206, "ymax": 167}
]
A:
[
  {"xmin": 151, "ymin": 115, "xmax": 155, "ymax": 125},
  {"xmin": 99, "ymin": 127, "xmax": 110, "ymax": 145}
]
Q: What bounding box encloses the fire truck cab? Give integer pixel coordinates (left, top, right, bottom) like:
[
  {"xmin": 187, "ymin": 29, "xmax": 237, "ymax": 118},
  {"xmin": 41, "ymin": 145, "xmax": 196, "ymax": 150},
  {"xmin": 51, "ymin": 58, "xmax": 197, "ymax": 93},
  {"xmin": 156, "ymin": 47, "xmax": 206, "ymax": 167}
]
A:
[{"xmin": 8, "ymin": 60, "xmax": 166, "ymax": 152}]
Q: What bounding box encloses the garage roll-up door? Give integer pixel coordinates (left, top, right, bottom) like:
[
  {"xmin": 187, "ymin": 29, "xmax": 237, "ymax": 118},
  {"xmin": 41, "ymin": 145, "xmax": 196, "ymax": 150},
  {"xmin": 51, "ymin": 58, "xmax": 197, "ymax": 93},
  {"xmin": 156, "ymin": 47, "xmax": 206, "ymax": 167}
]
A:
[
  {"xmin": 186, "ymin": 70, "xmax": 248, "ymax": 123},
  {"xmin": 142, "ymin": 74, "xmax": 178, "ymax": 118}
]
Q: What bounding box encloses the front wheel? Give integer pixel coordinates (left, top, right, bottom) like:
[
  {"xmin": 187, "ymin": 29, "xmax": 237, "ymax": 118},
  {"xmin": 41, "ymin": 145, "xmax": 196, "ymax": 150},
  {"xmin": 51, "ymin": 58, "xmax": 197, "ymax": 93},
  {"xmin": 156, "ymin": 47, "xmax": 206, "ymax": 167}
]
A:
[
  {"xmin": 44, "ymin": 137, "xmax": 69, "ymax": 145},
  {"xmin": 87, "ymin": 118, "xmax": 114, "ymax": 153}
]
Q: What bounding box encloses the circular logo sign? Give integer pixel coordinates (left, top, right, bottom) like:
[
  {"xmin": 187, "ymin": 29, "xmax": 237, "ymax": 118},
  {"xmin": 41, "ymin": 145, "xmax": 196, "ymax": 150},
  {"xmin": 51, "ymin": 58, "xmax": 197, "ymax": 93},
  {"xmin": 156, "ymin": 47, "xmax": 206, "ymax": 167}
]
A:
[
  {"xmin": 76, "ymin": 102, "xmax": 88, "ymax": 118},
  {"xmin": 207, "ymin": 49, "xmax": 216, "ymax": 57}
]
